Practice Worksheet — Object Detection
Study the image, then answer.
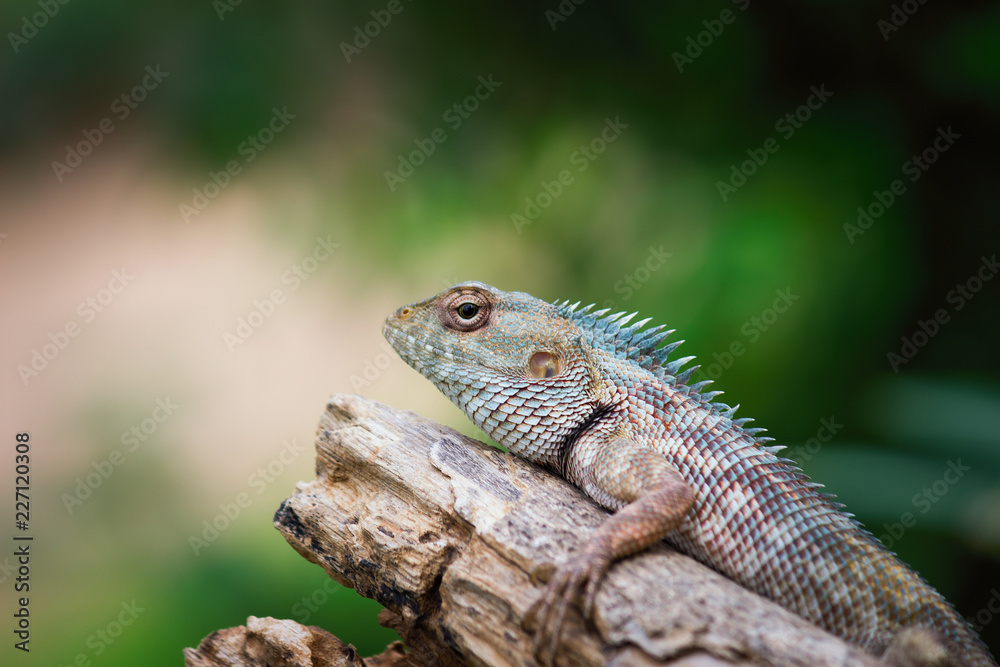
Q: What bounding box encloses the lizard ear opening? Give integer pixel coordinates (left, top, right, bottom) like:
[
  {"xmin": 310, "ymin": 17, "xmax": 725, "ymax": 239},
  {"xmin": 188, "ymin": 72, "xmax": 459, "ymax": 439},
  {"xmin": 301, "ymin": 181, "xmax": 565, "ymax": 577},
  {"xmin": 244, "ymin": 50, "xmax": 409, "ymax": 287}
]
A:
[{"xmin": 528, "ymin": 351, "xmax": 561, "ymax": 379}]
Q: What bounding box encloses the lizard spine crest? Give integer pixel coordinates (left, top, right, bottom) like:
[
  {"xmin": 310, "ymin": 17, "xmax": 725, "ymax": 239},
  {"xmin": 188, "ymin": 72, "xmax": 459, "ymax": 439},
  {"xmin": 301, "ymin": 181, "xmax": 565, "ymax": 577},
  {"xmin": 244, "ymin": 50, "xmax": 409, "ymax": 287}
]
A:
[{"xmin": 556, "ymin": 299, "xmax": 773, "ymax": 443}]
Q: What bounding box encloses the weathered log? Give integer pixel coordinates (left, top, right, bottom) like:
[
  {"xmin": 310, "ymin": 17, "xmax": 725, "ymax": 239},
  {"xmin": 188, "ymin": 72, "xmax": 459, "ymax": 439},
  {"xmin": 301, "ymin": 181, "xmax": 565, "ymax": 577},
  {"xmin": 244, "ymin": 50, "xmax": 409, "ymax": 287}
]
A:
[
  {"xmin": 182, "ymin": 616, "xmax": 417, "ymax": 667},
  {"xmin": 265, "ymin": 394, "xmax": 877, "ymax": 667}
]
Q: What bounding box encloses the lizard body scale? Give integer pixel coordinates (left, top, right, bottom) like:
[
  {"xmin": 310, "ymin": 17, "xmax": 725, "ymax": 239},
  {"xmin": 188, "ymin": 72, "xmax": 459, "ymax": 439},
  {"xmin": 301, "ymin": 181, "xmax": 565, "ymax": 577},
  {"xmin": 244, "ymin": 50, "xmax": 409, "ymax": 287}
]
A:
[{"xmin": 382, "ymin": 280, "xmax": 994, "ymax": 666}]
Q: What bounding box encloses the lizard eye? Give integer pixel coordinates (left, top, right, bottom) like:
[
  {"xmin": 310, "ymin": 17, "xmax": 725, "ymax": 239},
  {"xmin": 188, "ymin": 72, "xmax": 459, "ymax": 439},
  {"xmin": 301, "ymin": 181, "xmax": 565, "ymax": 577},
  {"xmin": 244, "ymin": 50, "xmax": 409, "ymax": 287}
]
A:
[
  {"xmin": 528, "ymin": 351, "xmax": 561, "ymax": 379},
  {"xmin": 456, "ymin": 302, "xmax": 479, "ymax": 320},
  {"xmin": 440, "ymin": 290, "xmax": 490, "ymax": 332}
]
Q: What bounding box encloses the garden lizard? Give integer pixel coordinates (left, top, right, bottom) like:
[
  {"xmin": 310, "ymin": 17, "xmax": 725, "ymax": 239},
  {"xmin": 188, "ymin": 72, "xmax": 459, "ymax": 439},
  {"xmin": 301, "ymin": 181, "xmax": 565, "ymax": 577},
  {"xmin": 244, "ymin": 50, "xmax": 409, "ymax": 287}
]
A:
[{"xmin": 382, "ymin": 281, "xmax": 995, "ymax": 666}]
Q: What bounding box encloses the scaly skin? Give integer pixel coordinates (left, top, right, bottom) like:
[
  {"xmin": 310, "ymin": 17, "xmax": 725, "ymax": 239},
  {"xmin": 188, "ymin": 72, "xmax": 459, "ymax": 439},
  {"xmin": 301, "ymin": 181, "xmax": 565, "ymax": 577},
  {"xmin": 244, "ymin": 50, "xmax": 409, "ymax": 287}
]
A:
[{"xmin": 382, "ymin": 281, "xmax": 995, "ymax": 666}]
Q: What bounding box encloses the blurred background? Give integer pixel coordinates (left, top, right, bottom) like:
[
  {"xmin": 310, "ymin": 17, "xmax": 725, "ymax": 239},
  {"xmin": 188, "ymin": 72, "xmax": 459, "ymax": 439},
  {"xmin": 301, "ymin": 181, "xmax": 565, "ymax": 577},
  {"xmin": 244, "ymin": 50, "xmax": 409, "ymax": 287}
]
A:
[{"xmin": 2, "ymin": 1, "xmax": 999, "ymax": 664}]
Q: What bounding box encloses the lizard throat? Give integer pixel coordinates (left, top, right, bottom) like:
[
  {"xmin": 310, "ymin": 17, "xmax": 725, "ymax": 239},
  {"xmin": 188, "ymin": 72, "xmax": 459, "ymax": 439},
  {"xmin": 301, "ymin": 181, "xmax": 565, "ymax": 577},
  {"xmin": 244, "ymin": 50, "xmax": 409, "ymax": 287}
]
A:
[{"xmin": 556, "ymin": 402, "xmax": 614, "ymax": 476}]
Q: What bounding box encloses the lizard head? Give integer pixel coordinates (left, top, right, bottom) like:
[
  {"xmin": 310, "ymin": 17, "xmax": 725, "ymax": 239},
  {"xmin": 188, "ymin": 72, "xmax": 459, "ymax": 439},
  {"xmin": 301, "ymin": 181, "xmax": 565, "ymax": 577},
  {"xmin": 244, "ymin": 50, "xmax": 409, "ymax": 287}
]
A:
[{"xmin": 383, "ymin": 281, "xmax": 604, "ymax": 467}]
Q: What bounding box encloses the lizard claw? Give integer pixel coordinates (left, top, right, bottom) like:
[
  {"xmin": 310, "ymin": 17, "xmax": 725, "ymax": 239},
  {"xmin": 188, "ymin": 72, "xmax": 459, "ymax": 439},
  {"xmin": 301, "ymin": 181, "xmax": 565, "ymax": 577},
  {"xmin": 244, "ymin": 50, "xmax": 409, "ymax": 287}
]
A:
[{"xmin": 527, "ymin": 548, "xmax": 610, "ymax": 666}]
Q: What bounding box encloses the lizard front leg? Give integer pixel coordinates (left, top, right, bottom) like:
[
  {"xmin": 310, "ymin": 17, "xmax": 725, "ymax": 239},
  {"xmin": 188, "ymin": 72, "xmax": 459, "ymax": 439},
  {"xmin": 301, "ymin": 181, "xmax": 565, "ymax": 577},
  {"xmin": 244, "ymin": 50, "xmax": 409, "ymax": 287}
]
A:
[{"xmin": 529, "ymin": 431, "xmax": 695, "ymax": 664}]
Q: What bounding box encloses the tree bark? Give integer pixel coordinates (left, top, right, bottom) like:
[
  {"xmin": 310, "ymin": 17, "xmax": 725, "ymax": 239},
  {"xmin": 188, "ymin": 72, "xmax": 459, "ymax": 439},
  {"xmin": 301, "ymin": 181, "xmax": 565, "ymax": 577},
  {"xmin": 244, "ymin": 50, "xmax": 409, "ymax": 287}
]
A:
[{"xmin": 188, "ymin": 394, "xmax": 878, "ymax": 666}]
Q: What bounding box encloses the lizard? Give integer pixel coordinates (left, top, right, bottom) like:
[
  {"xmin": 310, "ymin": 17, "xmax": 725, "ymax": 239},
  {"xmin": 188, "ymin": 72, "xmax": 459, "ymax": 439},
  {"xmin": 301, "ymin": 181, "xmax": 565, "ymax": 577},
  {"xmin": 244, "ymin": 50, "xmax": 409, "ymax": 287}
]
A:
[{"xmin": 382, "ymin": 280, "xmax": 996, "ymax": 667}]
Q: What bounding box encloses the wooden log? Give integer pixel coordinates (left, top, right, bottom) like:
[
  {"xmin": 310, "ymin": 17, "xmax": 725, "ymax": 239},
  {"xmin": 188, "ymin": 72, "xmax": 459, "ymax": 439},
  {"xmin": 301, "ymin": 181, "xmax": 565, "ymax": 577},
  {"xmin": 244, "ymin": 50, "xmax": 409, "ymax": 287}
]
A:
[
  {"xmin": 183, "ymin": 616, "xmax": 417, "ymax": 667},
  {"xmin": 265, "ymin": 394, "xmax": 878, "ymax": 667}
]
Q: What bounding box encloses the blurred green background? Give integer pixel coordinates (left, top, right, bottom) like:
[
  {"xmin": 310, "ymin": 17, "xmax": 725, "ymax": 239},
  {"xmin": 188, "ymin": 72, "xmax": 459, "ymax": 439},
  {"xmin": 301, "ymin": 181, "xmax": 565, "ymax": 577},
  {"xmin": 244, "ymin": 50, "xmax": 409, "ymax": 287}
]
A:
[{"xmin": 1, "ymin": 1, "xmax": 999, "ymax": 664}]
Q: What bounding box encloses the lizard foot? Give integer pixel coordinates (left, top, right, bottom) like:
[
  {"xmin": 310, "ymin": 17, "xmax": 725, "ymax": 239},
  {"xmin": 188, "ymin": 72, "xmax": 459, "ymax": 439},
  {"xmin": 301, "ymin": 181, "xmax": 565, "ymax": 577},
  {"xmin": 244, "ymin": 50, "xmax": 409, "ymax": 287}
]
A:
[{"xmin": 526, "ymin": 547, "xmax": 610, "ymax": 666}]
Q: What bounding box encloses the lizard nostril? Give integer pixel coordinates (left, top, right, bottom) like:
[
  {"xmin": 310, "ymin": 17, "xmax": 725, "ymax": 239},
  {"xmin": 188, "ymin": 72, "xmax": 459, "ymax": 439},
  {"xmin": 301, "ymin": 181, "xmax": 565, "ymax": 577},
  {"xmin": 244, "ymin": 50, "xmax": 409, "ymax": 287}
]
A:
[{"xmin": 398, "ymin": 306, "xmax": 413, "ymax": 319}]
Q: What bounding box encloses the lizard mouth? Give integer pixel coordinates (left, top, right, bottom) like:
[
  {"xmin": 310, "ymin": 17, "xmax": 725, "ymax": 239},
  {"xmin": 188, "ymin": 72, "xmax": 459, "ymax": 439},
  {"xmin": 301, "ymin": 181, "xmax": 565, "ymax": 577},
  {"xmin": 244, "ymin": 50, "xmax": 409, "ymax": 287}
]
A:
[
  {"xmin": 382, "ymin": 315, "xmax": 470, "ymax": 376},
  {"xmin": 381, "ymin": 317, "xmax": 420, "ymax": 362}
]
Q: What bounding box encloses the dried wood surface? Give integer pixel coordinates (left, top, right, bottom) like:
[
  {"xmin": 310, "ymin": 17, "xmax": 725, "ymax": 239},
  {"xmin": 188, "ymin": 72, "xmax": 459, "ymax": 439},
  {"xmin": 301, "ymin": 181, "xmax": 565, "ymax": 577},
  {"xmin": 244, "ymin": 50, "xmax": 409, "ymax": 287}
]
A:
[{"xmin": 183, "ymin": 615, "xmax": 417, "ymax": 667}]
